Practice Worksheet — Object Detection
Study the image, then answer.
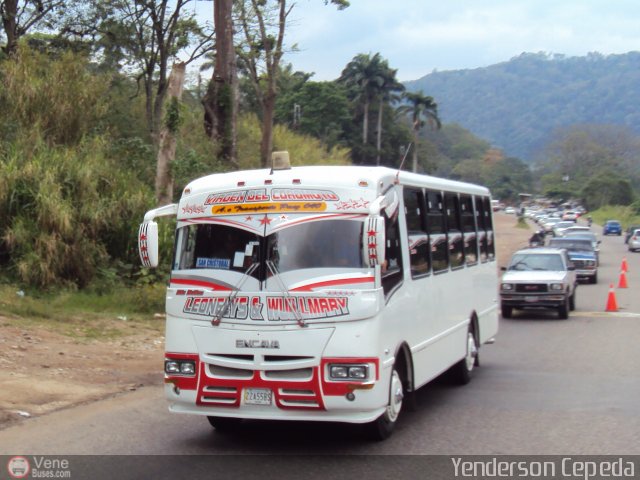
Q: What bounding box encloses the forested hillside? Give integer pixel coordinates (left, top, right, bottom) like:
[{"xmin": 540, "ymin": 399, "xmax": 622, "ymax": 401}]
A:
[{"xmin": 405, "ymin": 52, "xmax": 640, "ymax": 161}]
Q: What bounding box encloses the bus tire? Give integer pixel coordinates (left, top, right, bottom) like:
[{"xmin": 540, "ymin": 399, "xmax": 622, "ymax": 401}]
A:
[
  {"xmin": 450, "ymin": 327, "xmax": 478, "ymax": 385},
  {"xmin": 207, "ymin": 416, "xmax": 242, "ymax": 432},
  {"xmin": 366, "ymin": 367, "xmax": 403, "ymax": 441}
]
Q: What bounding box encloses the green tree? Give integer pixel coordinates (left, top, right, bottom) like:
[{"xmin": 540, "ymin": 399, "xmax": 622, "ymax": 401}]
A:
[
  {"xmin": 374, "ymin": 65, "xmax": 404, "ymax": 165},
  {"xmin": 398, "ymin": 91, "xmax": 441, "ymax": 172},
  {"xmin": 236, "ymin": 0, "xmax": 348, "ymax": 168},
  {"xmin": 0, "ymin": 0, "xmax": 66, "ymax": 56},
  {"xmin": 581, "ymin": 172, "xmax": 635, "ymax": 210},
  {"xmin": 275, "ymin": 79, "xmax": 351, "ymax": 149},
  {"xmin": 484, "ymin": 157, "xmax": 533, "ymax": 202},
  {"xmin": 338, "ymin": 52, "xmax": 387, "ymax": 149}
]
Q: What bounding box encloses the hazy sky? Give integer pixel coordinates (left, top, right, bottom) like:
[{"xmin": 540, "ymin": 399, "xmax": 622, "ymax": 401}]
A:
[{"xmin": 277, "ymin": 0, "xmax": 640, "ymax": 81}]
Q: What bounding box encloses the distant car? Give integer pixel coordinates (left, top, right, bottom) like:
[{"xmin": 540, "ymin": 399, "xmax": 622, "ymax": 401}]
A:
[
  {"xmin": 548, "ymin": 237, "xmax": 598, "ymax": 284},
  {"xmin": 603, "ymin": 220, "xmax": 622, "ymax": 236},
  {"xmin": 500, "ymin": 247, "xmax": 577, "ymax": 319},
  {"xmin": 564, "ymin": 231, "xmax": 601, "ymax": 264},
  {"xmin": 562, "ymin": 211, "xmax": 579, "ymax": 221},
  {"xmin": 628, "ymin": 229, "xmax": 640, "ymax": 252},
  {"xmin": 504, "ymin": 206, "xmax": 516, "ymax": 214},
  {"xmin": 541, "ymin": 217, "xmax": 563, "ymax": 233},
  {"xmin": 552, "ymin": 221, "xmax": 577, "ymax": 237},
  {"xmin": 624, "ymin": 224, "xmax": 640, "ymax": 244},
  {"xmin": 562, "ymin": 225, "xmax": 592, "ymax": 236}
]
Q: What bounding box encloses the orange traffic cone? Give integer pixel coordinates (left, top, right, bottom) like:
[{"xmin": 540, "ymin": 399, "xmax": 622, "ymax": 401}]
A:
[
  {"xmin": 621, "ymin": 257, "xmax": 629, "ymax": 273},
  {"xmin": 606, "ymin": 284, "xmax": 619, "ymax": 312},
  {"xmin": 618, "ymin": 270, "xmax": 628, "ymax": 289}
]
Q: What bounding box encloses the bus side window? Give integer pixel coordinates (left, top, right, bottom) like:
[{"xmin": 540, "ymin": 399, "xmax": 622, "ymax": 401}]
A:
[
  {"xmin": 382, "ymin": 202, "xmax": 403, "ymax": 296},
  {"xmin": 426, "ymin": 190, "xmax": 448, "ymax": 273},
  {"xmin": 404, "ymin": 188, "xmax": 431, "ymax": 278},
  {"xmin": 445, "ymin": 192, "xmax": 464, "ymax": 269},
  {"xmin": 475, "ymin": 197, "xmax": 486, "ymax": 262},
  {"xmin": 482, "ymin": 197, "xmax": 496, "ymax": 261},
  {"xmin": 461, "ymin": 194, "xmax": 478, "ymax": 266}
]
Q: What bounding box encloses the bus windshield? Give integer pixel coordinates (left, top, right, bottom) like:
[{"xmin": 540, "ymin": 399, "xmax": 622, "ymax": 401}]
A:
[{"xmin": 173, "ymin": 219, "xmax": 364, "ymax": 280}]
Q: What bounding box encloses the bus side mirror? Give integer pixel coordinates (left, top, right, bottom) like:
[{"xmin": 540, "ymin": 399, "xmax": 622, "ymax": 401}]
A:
[
  {"xmin": 139, "ymin": 221, "xmax": 159, "ymax": 268},
  {"xmin": 364, "ymin": 216, "xmax": 386, "ymax": 267}
]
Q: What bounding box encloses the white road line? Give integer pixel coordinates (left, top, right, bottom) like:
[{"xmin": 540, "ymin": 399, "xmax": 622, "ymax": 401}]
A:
[{"xmin": 577, "ymin": 311, "xmax": 640, "ymax": 318}]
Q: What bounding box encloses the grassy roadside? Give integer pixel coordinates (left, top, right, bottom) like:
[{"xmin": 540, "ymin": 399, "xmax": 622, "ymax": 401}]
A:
[
  {"xmin": 590, "ymin": 205, "xmax": 640, "ymax": 228},
  {"xmin": 0, "ymin": 283, "xmax": 165, "ymax": 340}
]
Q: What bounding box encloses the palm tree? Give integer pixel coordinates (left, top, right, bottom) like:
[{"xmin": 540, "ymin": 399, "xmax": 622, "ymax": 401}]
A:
[
  {"xmin": 399, "ymin": 91, "xmax": 441, "ymax": 172},
  {"xmin": 374, "ymin": 66, "xmax": 405, "ymax": 165},
  {"xmin": 339, "ymin": 53, "xmax": 388, "ymax": 147}
]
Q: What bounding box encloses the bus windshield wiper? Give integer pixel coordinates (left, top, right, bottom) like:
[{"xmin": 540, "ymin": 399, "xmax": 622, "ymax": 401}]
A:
[
  {"xmin": 266, "ymin": 260, "xmax": 306, "ymax": 328},
  {"xmin": 211, "ymin": 262, "xmax": 259, "ymax": 326}
]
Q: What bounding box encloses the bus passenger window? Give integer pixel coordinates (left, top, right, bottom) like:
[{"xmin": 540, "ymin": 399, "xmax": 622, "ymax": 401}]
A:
[
  {"xmin": 461, "ymin": 194, "xmax": 478, "ymax": 265},
  {"xmin": 404, "ymin": 188, "xmax": 431, "ymax": 278},
  {"xmin": 426, "ymin": 190, "xmax": 448, "ymax": 273},
  {"xmin": 445, "ymin": 192, "xmax": 464, "ymax": 269}
]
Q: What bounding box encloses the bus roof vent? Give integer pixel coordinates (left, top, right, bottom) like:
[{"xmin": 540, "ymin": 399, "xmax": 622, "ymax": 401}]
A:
[{"xmin": 271, "ymin": 151, "xmax": 291, "ymax": 171}]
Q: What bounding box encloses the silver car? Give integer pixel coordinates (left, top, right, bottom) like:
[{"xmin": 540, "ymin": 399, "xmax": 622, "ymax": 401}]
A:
[
  {"xmin": 628, "ymin": 229, "xmax": 640, "ymax": 252},
  {"xmin": 500, "ymin": 248, "xmax": 577, "ymax": 319}
]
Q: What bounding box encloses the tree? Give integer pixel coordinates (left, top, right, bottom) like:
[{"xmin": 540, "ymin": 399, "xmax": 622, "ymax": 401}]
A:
[
  {"xmin": 155, "ymin": 62, "xmax": 186, "ymax": 206},
  {"xmin": 236, "ymin": 0, "xmax": 349, "ymax": 168},
  {"xmin": 399, "ymin": 91, "xmax": 441, "ymax": 172},
  {"xmin": 0, "ymin": 0, "xmax": 65, "ymax": 56},
  {"xmin": 580, "ymin": 172, "xmax": 634, "ymax": 210},
  {"xmin": 374, "ymin": 65, "xmax": 404, "ymax": 166},
  {"xmin": 339, "ymin": 52, "xmax": 388, "ymax": 149},
  {"xmin": 202, "ymin": 0, "xmax": 237, "ymax": 166},
  {"xmin": 275, "ymin": 78, "xmax": 351, "ymax": 149},
  {"xmin": 88, "ymin": 0, "xmax": 213, "ymax": 206}
]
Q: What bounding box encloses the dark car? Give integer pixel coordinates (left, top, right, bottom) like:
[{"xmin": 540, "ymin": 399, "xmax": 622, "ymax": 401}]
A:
[
  {"xmin": 603, "ymin": 220, "xmax": 622, "ymax": 236},
  {"xmin": 624, "ymin": 224, "xmax": 640, "ymax": 244},
  {"xmin": 548, "ymin": 238, "xmax": 598, "ymax": 283}
]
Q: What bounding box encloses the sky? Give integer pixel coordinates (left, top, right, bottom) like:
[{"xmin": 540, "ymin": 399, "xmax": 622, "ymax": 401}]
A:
[{"xmin": 274, "ymin": 0, "xmax": 640, "ymax": 82}]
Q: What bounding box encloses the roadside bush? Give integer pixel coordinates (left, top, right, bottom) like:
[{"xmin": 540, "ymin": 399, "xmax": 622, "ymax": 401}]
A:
[{"xmin": 0, "ymin": 134, "xmax": 153, "ymax": 289}]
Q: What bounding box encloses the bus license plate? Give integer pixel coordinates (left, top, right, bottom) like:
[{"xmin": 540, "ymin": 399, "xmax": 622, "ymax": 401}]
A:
[
  {"xmin": 524, "ymin": 296, "xmax": 538, "ymax": 303},
  {"xmin": 244, "ymin": 388, "xmax": 272, "ymax": 406}
]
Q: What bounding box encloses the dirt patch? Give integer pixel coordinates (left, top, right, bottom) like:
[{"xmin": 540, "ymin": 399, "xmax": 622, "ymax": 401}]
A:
[{"xmin": 0, "ymin": 212, "xmax": 531, "ymax": 429}]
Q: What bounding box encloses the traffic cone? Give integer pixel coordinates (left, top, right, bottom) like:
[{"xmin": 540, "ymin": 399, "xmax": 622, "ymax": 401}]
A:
[
  {"xmin": 605, "ymin": 284, "xmax": 618, "ymax": 312},
  {"xmin": 621, "ymin": 257, "xmax": 629, "ymax": 273},
  {"xmin": 618, "ymin": 269, "xmax": 628, "ymax": 289}
]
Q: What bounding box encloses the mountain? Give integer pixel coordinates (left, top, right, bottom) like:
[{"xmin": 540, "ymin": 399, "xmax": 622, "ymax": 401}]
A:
[{"xmin": 404, "ymin": 51, "xmax": 640, "ymax": 161}]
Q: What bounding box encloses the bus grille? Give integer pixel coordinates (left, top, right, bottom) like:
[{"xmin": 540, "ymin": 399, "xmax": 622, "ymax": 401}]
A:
[{"xmin": 197, "ymin": 362, "xmax": 324, "ymax": 410}]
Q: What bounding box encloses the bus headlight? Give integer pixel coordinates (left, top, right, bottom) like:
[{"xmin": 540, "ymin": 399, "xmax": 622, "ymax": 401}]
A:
[
  {"xmin": 550, "ymin": 283, "xmax": 563, "ymax": 291},
  {"xmin": 165, "ymin": 360, "xmax": 180, "ymax": 374},
  {"xmin": 180, "ymin": 361, "xmax": 196, "ymax": 375},
  {"xmin": 501, "ymin": 283, "xmax": 514, "ymax": 291},
  {"xmin": 329, "ymin": 364, "xmax": 369, "ymax": 380},
  {"xmin": 165, "ymin": 359, "xmax": 196, "ymax": 376}
]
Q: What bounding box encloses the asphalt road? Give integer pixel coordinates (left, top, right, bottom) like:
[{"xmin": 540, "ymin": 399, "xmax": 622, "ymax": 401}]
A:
[{"xmin": 2, "ymin": 226, "xmax": 639, "ymax": 477}]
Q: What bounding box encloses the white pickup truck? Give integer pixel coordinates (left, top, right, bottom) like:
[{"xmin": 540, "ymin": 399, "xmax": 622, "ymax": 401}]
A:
[{"xmin": 500, "ymin": 248, "xmax": 577, "ymax": 319}]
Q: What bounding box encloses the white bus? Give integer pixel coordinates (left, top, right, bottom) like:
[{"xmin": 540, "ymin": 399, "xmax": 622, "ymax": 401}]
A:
[{"xmin": 138, "ymin": 155, "xmax": 499, "ymax": 440}]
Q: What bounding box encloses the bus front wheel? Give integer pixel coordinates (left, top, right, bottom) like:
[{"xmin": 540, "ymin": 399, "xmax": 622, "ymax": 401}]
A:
[{"xmin": 366, "ymin": 367, "xmax": 404, "ymax": 441}]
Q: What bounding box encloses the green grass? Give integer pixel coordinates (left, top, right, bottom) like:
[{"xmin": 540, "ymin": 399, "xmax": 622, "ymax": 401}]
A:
[
  {"xmin": 590, "ymin": 206, "xmax": 640, "ymax": 229},
  {"xmin": 0, "ymin": 283, "xmax": 165, "ymax": 341}
]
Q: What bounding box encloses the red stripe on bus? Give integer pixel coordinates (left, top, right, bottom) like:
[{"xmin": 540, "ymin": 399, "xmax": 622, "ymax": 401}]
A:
[
  {"xmin": 170, "ymin": 278, "xmax": 233, "ymax": 291},
  {"xmin": 290, "ymin": 276, "xmax": 374, "ymax": 292}
]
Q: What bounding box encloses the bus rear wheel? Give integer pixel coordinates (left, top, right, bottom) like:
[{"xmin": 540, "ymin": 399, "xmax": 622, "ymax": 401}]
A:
[
  {"xmin": 366, "ymin": 367, "xmax": 403, "ymax": 441},
  {"xmin": 450, "ymin": 327, "xmax": 478, "ymax": 385}
]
